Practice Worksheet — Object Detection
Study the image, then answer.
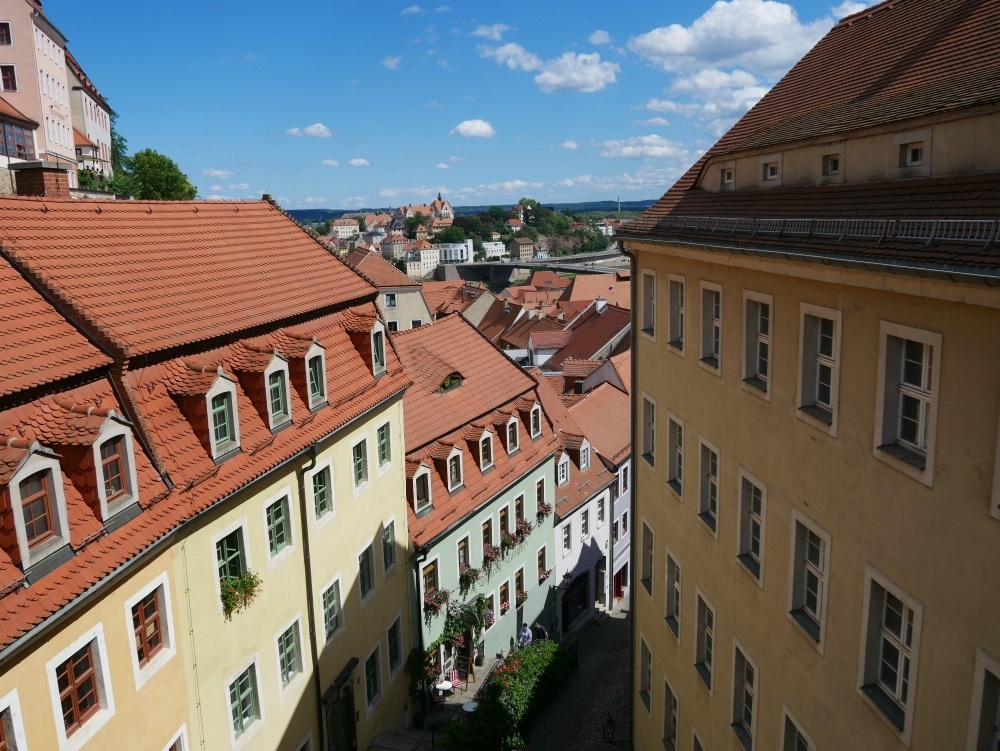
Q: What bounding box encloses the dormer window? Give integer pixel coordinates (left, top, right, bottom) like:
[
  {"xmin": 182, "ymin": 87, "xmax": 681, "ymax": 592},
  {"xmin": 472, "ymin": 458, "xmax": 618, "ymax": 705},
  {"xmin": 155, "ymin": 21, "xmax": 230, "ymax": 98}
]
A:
[
  {"xmin": 8, "ymin": 449, "xmax": 71, "ymax": 568},
  {"xmin": 93, "ymin": 421, "xmax": 141, "ymax": 520},
  {"xmin": 904, "ymin": 142, "xmax": 924, "ymax": 166},
  {"xmin": 21, "ymin": 470, "xmax": 55, "ymax": 547},
  {"xmin": 480, "ymin": 434, "xmax": 493, "ymax": 470},
  {"xmin": 581, "ymin": 444, "xmax": 591, "ymax": 471},
  {"xmin": 558, "ymin": 455, "xmax": 570, "ymax": 486},
  {"xmin": 721, "ymin": 168, "xmax": 733, "ymax": 185},
  {"xmin": 206, "ymin": 374, "xmax": 241, "ymax": 460},
  {"xmin": 263, "ymin": 356, "xmax": 292, "ymax": 430},
  {"xmin": 448, "ymin": 451, "xmax": 463, "ymax": 492},
  {"xmin": 822, "ymin": 154, "xmax": 840, "ymax": 175},
  {"xmin": 530, "ymin": 405, "xmax": 542, "ymax": 438},
  {"xmin": 414, "ymin": 470, "xmax": 431, "ymax": 513},
  {"xmin": 372, "ymin": 328, "xmax": 386, "ymax": 376},
  {"xmin": 506, "ymin": 418, "xmax": 520, "ymax": 454},
  {"xmin": 99, "ymin": 437, "xmax": 126, "ymax": 502},
  {"xmin": 307, "ymin": 352, "xmax": 326, "ymax": 407},
  {"xmin": 440, "ymin": 373, "xmax": 463, "ymax": 392}
]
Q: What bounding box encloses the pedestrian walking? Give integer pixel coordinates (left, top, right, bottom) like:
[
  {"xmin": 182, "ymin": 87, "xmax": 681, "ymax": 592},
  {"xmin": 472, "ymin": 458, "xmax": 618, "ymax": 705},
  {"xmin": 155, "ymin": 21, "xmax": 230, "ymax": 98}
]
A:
[
  {"xmin": 531, "ymin": 621, "xmax": 548, "ymax": 641},
  {"xmin": 519, "ymin": 623, "xmax": 533, "ymax": 649}
]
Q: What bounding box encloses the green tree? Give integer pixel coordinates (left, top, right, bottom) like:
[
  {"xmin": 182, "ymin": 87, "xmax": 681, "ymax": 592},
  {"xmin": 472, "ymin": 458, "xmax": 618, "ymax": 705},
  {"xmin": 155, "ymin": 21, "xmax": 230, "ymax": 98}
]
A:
[
  {"xmin": 405, "ymin": 212, "xmax": 428, "ymax": 237},
  {"xmin": 128, "ymin": 149, "xmax": 196, "ymax": 200},
  {"xmin": 433, "ymin": 225, "xmax": 466, "ymax": 244}
]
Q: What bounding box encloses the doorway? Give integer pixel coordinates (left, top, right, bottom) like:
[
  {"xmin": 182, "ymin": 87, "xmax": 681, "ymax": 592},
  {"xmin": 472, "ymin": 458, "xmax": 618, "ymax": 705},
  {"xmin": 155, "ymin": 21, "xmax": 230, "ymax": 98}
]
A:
[{"xmin": 326, "ymin": 686, "xmax": 356, "ymax": 751}]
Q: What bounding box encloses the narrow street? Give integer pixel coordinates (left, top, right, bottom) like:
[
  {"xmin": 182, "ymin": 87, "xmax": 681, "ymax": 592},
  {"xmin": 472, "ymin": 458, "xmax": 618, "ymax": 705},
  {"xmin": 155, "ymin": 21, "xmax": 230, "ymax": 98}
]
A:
[{"xmin": 526, "ymin": 603, "xmax": 631, "ymax": 751}]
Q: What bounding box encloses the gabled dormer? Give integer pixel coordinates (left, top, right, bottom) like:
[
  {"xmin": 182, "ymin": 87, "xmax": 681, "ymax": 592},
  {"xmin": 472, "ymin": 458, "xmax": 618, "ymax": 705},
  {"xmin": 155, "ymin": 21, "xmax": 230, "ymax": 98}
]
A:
[
  {"xmin": 168, "ymin": 361, "xmax": 241, "ymax": 461},
  {"xmin": 231, "ymin": 342, "xmax": 291, "ymax": 432},
  {"xmin": 478, "ymin": 429, "xmax": 494, "ymax": 472},
  {"xmin": 493, "ymin": 411, "xmax": 518, "ymax": 454},
  {"xmin": 281, "ymin": 332, "xmax": 328, "ymax": 411},
  {"xmin": 87, "ymin": 413, "xmax": 142, "ymax": 522},
  {"xmin": 2, "ymin": 440, "xmax": 71, "ymax": 569},
  {"xmin": 557, "ymin": 450, "xmax": 570, "ymax": 487},
  {"xmin": 409, "ymin": 462, "xmax": 433, "ymax": 515},
  {"xmin": 345, "ymin": 312, "xmax": 387, "ymax": 378}
]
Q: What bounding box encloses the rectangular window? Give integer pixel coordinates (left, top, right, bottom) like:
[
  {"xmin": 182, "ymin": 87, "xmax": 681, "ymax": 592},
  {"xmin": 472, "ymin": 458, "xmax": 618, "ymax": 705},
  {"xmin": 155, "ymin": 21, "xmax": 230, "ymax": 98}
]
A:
[
  {"xmin": 515, "ymin": 568, "xmax": 525, "ymax": 599},
  {"xmin": 422, "ymin": 562, "xmax": 438, "ymax": 596},
  {"xmin": 698, "ymin": 442, "xmax": 719, "ymax": 532},
  {"xmin": 597, "ymin": 496, "xmax": 605, "ymax": 524},
  {"xmin": 57, "ymin": 642, "xmax": 100, "ymax": 734},
  {"xmin": 743, "ymin": 293, "xmax": 771, "ymax": 394},
  {"xmin": 308, "ymin": 354, "xmax": 326, "ymax": 405},
  {"xmin": 562, "ymin": 524, "xmax": 572, "ymax": 553},
  {"xmin": 558, "ymin": 459, "xmax": 569, "ymax": 485},
  {"xmin": 799, "ymin": 307, "xmax": 841, "ymax": 430},
  {"xmin": 485, "ymin": 593, "xmax": 496, "ymax": 629},
  {"xmin": 721, "ymin": 167, "xmax": 733, "ymax": 185},
  {"xmin": 701, "ymin": 284, "xmax": 722, "ymax": 370},
  {"xmin": 515, "ymin": 495, "xmax": 525, "ymax": 524},
  {"xmin": 665, "ymin": 553, "xmax": 681, "ymax": 637},
  {"xmin": 860, "ymin": 570, "xmax": 922, "ymax": 735},
  {"xmin": 531, "ymin": 406, "xmax": 542, "ymax": 437},
  {"xmin": 19, "ymin": 469, "xmax": 55, "ymax": 546},
  {"xmin": 732, "ymin": 646, "xmax": 758, "ymax": 750},
  {"xmin": 457, "ymin": 537, "xmax": 469, "ymax": 572},
  {"xmin": 901, "ymin": 141, "xmax": 924, "ymax": 166},
  {"xmin": 0, "ymin": 121, "xmax": 36, "ymax": 160},
  {"xmin": 322, "ymin": 581, "xmax": 342, "ymax": 639},
  {"xmin": 875, "ymin": 323, "xmax": 941, "ymax": 481},
  {"xmin": 313, "ymin": 466, "xmax": 333, "ymax": 519},
  {"xmin": 499, "ymin": 581, "xmax": 510, "ymax": 614},
  {"xmin": 382, "ymin": 521, "xmax": 396, "ymax": 571},
  {"xmin": 0, "ymin": 23, "xmax": 10, "ymax": 45},
  {"xmin": 822, "ymin": 153, "xmax": 840, "ymax": 175},
  {"xmin": 581, "ymin": 445, "xmax": 590, "ymax": 470},
  {"xmin": 667, "ymin": 418, "xmax": 683, "ymax": 496},
  {"xmin": 641, "ymin": 271, "xmax": 655, "ymax": 336},
  {"xmin": 365, "ymin": 646, "xmax": 382, "ymax": 707},
  {"xmin": 377, "ymin": 424, "xmax": 391, "ymax": 467},
  {"xmin": 415, "ymin": 473, "xmax": 430, "ymax": 513},
  {"xmin": 100, "ymin": 436, "xmax": 127, "ymax": 501},
  {"xmin": 480, "ymin": 436, "xmax": 493, "ymax": 469},
  {"xmin": 388, "ymin": 618, "xmax": 403, "ymax": 673},
  {"xmin": 266, "ymin": 496, "xmax": 291, "ymax": 557},
  {"xmin": 211, "ymin": 393, "xmax": 235, "ymax": 448},
  {"xmin": 216, "ymin": 529, "xmax": 245, "ymax": 580},
  {"xmin": 763, "ymin": 161, "xmax": 779, "ymax": 180},
  {"xmin": 448, "ymin": 455, "xmax": 462, "ymax": 490},
  {"xmin": 386, "ymin": 321, "xmax": 398, "ymax": 332},
  {"xmin": 738, "ymin": 475, "xmax": 765, "ymax": 580},
  {"xmin": 663, "ymin": 680, "xmax": 679, "ymax": 750},
  {"xmin": 277, "ymin": 623, "xmax": 302, "ymax": 686},
  {"xmin": 537, "ymin": 547, "xmax": 547, "ymax": 582},
  {"xmin": 782, "ymin": 714, "xmax": 815, "ymax": 751},
  {"xmin": 668, "ymin": 276, "xmax": 685, "ymax": 351},
  {"xmin": 612, "ymin": 520, "xmax": 620, "ymax": 543},
  {"xmin": 482, "ymin": 519, "xmax": 493, "ymax": 551},
  {"xmin": 0, "ymin": 66, "xmax": 16, "ymax": 92},
  {"xmin": 507, "ymin": 421, "xmax": 519, "ymax": 452},
  {"xmin": 132, "ymin": 590, "xmax": 163, "ymax": 666},
  {"xmin": 268, "ymin": 371, "xmax": 289, "ymax": 424},
  {"xmin": 500, "ymin": 506, "xmax": 509, "ymax": 536},
  {"xmin": 642, "ymin": 396, "xmax": 655, "ymax": 466},
  {"xmin": 536, "ymin": 478, "xmax": 545, "ymax": 510},
  {"xmin": 696, "ymin": 595, "xmax": 714, "ymax": 688},
  {"xmin": 580, "ymin": 509, "xmax": 590, "ymax": 539},
  {"xmin": 639, "ymin": 638, "xmax": 652, "ymax": 710},
  {"xmin": 789, "ymin": 514, "xmax": 830, "ymax": 644},
  {"xmin": 411, "ymin": 319, "xmax": 422, "ymax": 328},
  {"xmin": 353, "ymin": 440, "xmax": 369, "ymax": 487},
  {"xmin": 384, "ymin": 292, "xmax": 397, "ymax": 308},
  {"xmin": 228, "ymin": 665, "xmax": 259, "ymax": 737},
  {"xmin": 969, "ymin": 650, "xmax": 1000, "ymax": 751},
  {"xmin": 640, "ymin": 522, "xmax": 653, "ymax": 594},
  {"xmin": 359, "ymin": 544, "xmax": 375, "ymax": 600},
  {"xmin": 372, "ymin": 330, "xmax": 386, "ymax": 372}
]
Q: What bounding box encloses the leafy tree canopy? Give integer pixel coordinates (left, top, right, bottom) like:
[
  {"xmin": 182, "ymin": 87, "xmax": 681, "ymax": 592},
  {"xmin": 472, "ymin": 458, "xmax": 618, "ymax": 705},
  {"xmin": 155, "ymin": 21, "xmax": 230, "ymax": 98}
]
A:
[
  {"xmin": 128, "ymin": 149, "xmax": 197, "ymax": 200},
  {"xmin": 433, "ymin": 225, "xmax": 466, "ymax": 244}
]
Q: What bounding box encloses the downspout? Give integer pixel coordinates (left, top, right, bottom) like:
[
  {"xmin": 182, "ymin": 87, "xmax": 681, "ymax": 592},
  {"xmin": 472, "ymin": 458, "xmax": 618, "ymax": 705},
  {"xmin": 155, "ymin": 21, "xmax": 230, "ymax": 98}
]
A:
[
  {"xmin": 411, "ymin": 542, "xmax": 430, "ymax": 707},
  {"xmin": 295, "ymin": 445, "xmax": 322, "ymax": 749},
  {"xmin": 621, "ymin": 239, "xmax": 639, "ymax": 749}
]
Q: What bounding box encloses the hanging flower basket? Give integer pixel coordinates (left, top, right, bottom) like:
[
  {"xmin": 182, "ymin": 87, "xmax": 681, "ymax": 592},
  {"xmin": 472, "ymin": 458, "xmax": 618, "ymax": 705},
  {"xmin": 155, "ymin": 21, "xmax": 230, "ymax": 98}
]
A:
[
  {"xmin": 459, "ymin": 567, "xmax": 481, "ymax": 594},
  {"xmin": 516, "ymin": 591, "xmax": 528, "ymax": 608},
  {"xmin": 538, "ymin": 567, "xmax": 554, "ymax": 583},
  {"xmin": 515, "ymin": 518, "xmax": 534, "ymax": 538},
  {"xmin": 220, "ymin": 570, "xmax": 263, "ymax": 620},
  {"xmin": 536, "ymin": 502, "xmax": 553, "ymax": 522},
  {"xmin": 423, "ymin": 588, "xmax": 451, "ymax": 615}
]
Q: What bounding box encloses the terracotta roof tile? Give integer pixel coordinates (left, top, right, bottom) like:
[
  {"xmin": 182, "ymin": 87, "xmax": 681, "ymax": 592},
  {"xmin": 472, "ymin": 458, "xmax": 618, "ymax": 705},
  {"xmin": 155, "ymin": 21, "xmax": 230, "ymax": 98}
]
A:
[
  {"xmin": 561, "ymin": 358, "xmax": 603, "ymax": 378},
  {"xmin": 421, "ymin": 281, "xmax": 492, "ymax": 316},
  {"xmin": 543, "ymin": 304, "xmax": 631, "ymax": 371},
  {"xmin": 525, "ymin": 271, "xmax": 569, "ymax": 289},
  {"xmin": 530, "ymin": 331, "xmax": 573, "ymax": 349},
  {"xmin": 345, "ymin": 248, "xmax": 419, "ymax": 288},
  {"xmin": 0, "ymin": 256, "xmax": 110, "ymax": 398},
  {"xmin": 559, "ymin": 275, "xmax": 631, "ymax": 309},
  {"xmin": 475, "ymin": 298, "xmax": 524, "ymax": 342},
  {"xmin": 0, "ymin": 96, "xmax": 37, "ymax": 127},
  {"xmin": 0, "ymin": 197, "xmax": 377, "ymax": 357},
  {"xmin": 610, "ymin": 351, "xmax": 631, "ymax": 395},
  {"xmin": 499, "ymin": 315, "xmax": 563, "ymax": 350},
  {"xmin": 569, "ymin": 383, "xmax": 630, "ymax": 466}
]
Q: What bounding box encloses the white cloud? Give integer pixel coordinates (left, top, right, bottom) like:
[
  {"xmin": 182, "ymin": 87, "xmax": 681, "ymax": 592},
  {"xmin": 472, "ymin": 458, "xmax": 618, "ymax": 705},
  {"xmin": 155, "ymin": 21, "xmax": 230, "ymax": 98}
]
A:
[
  {"xmin": 832, "ymin": 0, "xmax": 877, "ymax": 18},
  {"xmin": 349, "ymin": 158, "xmax": 371, "ymax": 167},
  {"xmin": 379, "ymin": 188, "xmax": 401, "ymax": 198},
  {"xmin": 600, "ymin": 134, "xmax": 689, "ymax": 159},
  {"xmin": 300, "ymin": 196, "xmax": 329, "ymax": 204},
  {"xmin": 401, "ymin": 5, "xmax": 424, "ymax": 14},
  {"xmin": 449, "ymin": 155, "xmax": 467, "ymax": 163},
  {"xmin": 321, "ymin": 159, "xmax": 339, "ymax": 167},
  {"xmin": 628, "ymin": 0, "xmax": 831, "ymax": 77},
  {"xmin": 435, "ymin": 162, "xmax": 450, "ymax": 169},
  {"xmin": 674, "ymin": 68, "xmax": 759, "ymax": 90},
  {"xmin": 450, "ymin": 119, "xmax": 496, "ymax": 138},
  {"xmin": 209, "ymin": 184, "xmax": 221, "ymax": 191},
  {"xmin": 435, "ymin": 4, "xmax": 450, "ymax": 11},
  {"xmin": 286, "ymin": 122, "xmax": 333, "ymax": 138},
  {"xmin": 229, "ymin": 182, "xmax": 251, "ymax": 190},
  {"xmin": 589, "ymin": 30, "xmax": 611, "ymax": 46},
  {"xmin": 382, "ymin": 55, "xmax": 402, "ymax": 69},
  {"xmin": 472, "ymin": 24, "xmax": 510, "ymax": 41},
  {"xmin": 202, "ymin": 167, "xmax": 234, "ymax": 179},
  {"xmin": 482, "ymin": 44, "xmax": 619, "ymax": 93},
  {"xmin": 636, "ymin": 116, "xmax": 671, "ymax": 127},
  {"xmin": 560, "ymin": 140, "xmax": 579, "ymax": 150}
]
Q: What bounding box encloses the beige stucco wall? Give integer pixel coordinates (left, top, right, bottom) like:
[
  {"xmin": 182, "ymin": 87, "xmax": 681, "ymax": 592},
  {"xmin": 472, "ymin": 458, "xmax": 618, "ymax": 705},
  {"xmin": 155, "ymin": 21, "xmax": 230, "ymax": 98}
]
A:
[
  {"xmin": 379, "ymin": 287, "xmax": 432, "ymax": 331},
  {"xmin": 630, "ymin": 241, "xmax": 1000, "ymax": 751}
]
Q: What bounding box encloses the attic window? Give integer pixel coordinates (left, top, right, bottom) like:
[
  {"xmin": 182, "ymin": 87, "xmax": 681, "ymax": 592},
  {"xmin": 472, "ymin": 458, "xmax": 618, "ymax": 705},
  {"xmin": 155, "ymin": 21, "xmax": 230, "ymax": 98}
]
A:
[
  {"xmin": 307, "ymin": 347, "xmax": 327, "ymax": 408},
  {"xmin": 99, "ymin": 437, "xmax": 126, "ymax": 502},
  {"xmin": 530, "ymin": 405, "xmax": 542, "ymax": 438},
  {"xmin": 557, "ymin": 456, "xmax": 570, "ymax": 486},
  {"xmin": 372, "ymin": 330, "xmax": 386, "ymax": 375},
  {"xmin": 721, "ymin": 168, "xmax": 733, "ymax": 185},
  {"xmin": 448, "ymin": 453, "xmax": 463, "ymax": 491},
  {"xmin": 480, "ymin": 435, "xmax": 493, "ymax": 471},
  {"xmin": 506, "ymin": 419, "xmax": 520, "ymax": 454},
  {"xmin": 94, "ymin": 423, "xmax": 141, "ymax": 519},
  {"xmin": 581, "ymin": 445, "xmax": 591, "ymax": 471},
  {"xmin": 440, "ymin": 373, "xmax": 463, "ymax": 392},
  {"xmin": 266, "ymin": 359, "xmax": 292, "ymax": 430},
  {"xmin": 763, "ymin": 162, "xmax": 779, "ymax": 180},
  {"xmin": 414, "ymin": 471, "xmax": 431, "ymax": 513},
  {"xmin": 9, "ymin": 451, "xmax": 70, "ymax": 568},
  {"xmin": 902, "ymin": 142, "xmax": 924, "ymax": 166},
  {"xmin": 822, "ymin": 154, "xmax": 840, "ymax": 176},
  {"xmin": 206, "ymin": 376, "xmax": 241, "ymax": 460},
  {"xmin": 21, "ymin": 470, "xmax": 56, "ymax": 547}
]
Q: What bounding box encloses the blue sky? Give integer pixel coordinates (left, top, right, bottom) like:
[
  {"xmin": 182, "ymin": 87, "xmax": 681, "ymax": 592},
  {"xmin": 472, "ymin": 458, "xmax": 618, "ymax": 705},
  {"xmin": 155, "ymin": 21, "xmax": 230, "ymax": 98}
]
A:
[{"xmin": 46, "ymin": 0, "xmax": 875, "ymax": 209}]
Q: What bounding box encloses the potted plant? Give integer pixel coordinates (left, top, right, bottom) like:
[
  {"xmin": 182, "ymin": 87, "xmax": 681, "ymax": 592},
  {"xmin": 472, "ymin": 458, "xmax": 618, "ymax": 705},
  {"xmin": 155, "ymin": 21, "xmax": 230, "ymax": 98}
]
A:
[
  {"xmin": 220, "ymin": 570, "xmax": 263, "ymax": 620},
  {"xmin": 459, "ymin": 566, "xmax": 481, "ymax": 594},
  {"xmin": 536, "ymin": 502, "xmax": 553, "ymax": 522},
  {"xmin": 423, "ymin": 588, "xmax": 451, "ymax": 615}
]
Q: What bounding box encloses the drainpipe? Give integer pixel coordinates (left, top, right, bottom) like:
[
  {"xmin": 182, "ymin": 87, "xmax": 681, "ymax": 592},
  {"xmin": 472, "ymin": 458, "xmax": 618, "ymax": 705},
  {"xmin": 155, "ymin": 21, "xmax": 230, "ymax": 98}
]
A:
[
  {"xmin": 621, "ymin": 239, "xmax": 638, "ymax": 749},
  {"xmin": 295, "ymin": 445, "xmax": 322, "ymax": 749},
  {"xmin": 411, "ymin": 543, "xmax": 430, "ymax": 711}
]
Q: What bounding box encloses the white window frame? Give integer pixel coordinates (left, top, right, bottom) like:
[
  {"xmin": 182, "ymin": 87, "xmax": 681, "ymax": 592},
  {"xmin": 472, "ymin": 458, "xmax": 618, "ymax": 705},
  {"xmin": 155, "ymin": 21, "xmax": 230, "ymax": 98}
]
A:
[
  {"xmin": 822, "ymin": 152, "xmax": 842, "ymax": 177},
  {"xmin": 892, "ymin": 128, "xmax": 932, "ymax": 178},
  {"xmin": 206, "ymin": 375, "xmax": 241, "ymax": 460},
  {"xmin": 376, "ymin": 421, "xmax": 393, "ymax": 472},
  {"xmin": 446, "ymin": 446, "xmax": 464, "ymax": 492},
  {"xmin": 580, "ymin": 441, "xmax": 591, "ymax": 471},
  {"xmin": 780, "ymin": 703, "xmax": 817, "ymax": 751},
  {"xmin": 665, "ymin": 547, "xmax": 681, "ymax": 638},
  {"xmin": 46, "ymin": 623, "xmax": 117, "ymax": 751},
  {"xmin": 0, "ymin": 689, "xmax": 29, "ymax": 751},
  {"xmin": 381, "ymin": 516, "xmax": 397, "ymax": 577},
  {"xmin": 873, "ymin": 321, "xmax": 942, "ymax": 486},
  {"xmin": 699, "ymin": 282, "xmax": 723, "ymax": 376},
  {"xmin": 358, "ymin": 540, "xmax": 378, "ymax": 605},
  {"xmin": 305, "ymin": 341, "xmax": 327, "ymax": 409},
  {"xmin": 306, "ymin": 458, "xmax": 336, "ymax": 530},
  {"xmin": 224, "ymin": 654, "xmax": 264, "ymax": 748},
  {"xmin": 759, "ymin": 153, "xmax": 782, "ymax": 185},
  {"xmin": 92, "ymin": 419, "xmax": 142, "ymax": 520},
  {"xmin": 697, "ymin": 437, "xmax": 720, "ymax": 537},
  {"xmin": 210, "ymin": 516, "xmax": 251, "ymax": 615},
  {"xmin": 642, "ymin": 393, "xmax": 656, "ymax": 468},
  {"xmin": 413, "ymin": 465, "xmax": 432, "ymax": 514},
  {"xmin": 667, "ymin": 413, "xmax": 684, "ymax": 500},
  {"xmin": 506, "ymin": 417, "xmax": 520, "ymax": 454},
  {"xmin": 351, "ymin": 435, "xmax": 370, "ymax": 493},
  {"xmin": 124, "ymin": 571, "xmax": 177, "ymax": 690},
  {"xmin": 7, "ymin": 449, "xmax": 71, "ymax": 568},
  {"xmin": 371, "ymin": 321, "xmax": 387, "ymax": 377},
  {"xmin": 384, "ymin": 292, "xmax": 397, "ymax": 309},
  {"xmin": 273, "ymin": 613, "xmax": 307, "ymax": 700},
  {"xmin": 787, "ymin": 510, "xmax": 831, "ymax": 652},
  {"xmin": 530, "ymin": 404, "xmax": 542, "ymax": 438},
  {"xmin": 262, "ymin": 486, "xmax": 296, "ymax": 570},
  {"xmin": 640, "ymin": 269, "xmax": 656, "ymax": 341},
  {"xmin": 694, "ymin": 588, "xmax": 715, "ymax": 693},
  {"xmin": 479, "ymin": 430, "xmax": 494, "ymax": 471},
  {"xmin": 263, "ymin": 354, "xmax": 292, "ymax": 430},
  {"xmin": 966, "ymin": 648, "xmax": 1000, "ymax": 751},
  {"xmin": 667, "ymin": 274, "xmax": 685, "ymax": 355},
  {"xmin": 163, "ymin": 724, "xmax": 189, "ymax": 751},
  {"xmin": 731, "ymin": 639, "xmax": 759, "ymax": 750},
  {"xmin": 663, "ymin": 677, "xmax": 679, "ymax": 750},
  {"xmin": 562, "ymin": 523, "xmax": 572, "ymax": 553},
  {"xmin": 558, "ymin": 454, "xmax": 570, "ymax": 486},
  {"xmin": 318, "ymin": 572, "xmax": 344, "ymax": 643},
  {"xmin": 797, "ymin": 303, "xmax": 842, "ymax": 437},
  {"xmin": 742, "ymin": 290, "xmax": 773, "ymax": 401},
  {"xmin": 581, "ymin": 508, "xmax": 590, "ymax": 539},
  {"xmin": 736, "ymin": 468, "xmax": 766, "ymax": 587},
  {"xmin": 857, "ymin": 566, "xmax": 923, "ymax": 745}
]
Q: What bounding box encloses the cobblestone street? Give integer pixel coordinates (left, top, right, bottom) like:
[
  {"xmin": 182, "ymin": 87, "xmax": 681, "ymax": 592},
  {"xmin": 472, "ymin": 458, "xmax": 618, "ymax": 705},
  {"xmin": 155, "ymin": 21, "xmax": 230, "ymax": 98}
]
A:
[{"xmin": 526, "ymin": 604, "xmax": 631, "ymax": 751}]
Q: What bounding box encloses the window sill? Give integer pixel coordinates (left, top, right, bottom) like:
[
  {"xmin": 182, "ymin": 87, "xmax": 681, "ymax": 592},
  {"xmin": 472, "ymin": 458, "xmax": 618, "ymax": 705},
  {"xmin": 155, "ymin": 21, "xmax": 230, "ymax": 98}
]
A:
[
  {"xmin": 699, "ymin": 357, "xmax": 721, "ymax": 376},
  {"xmin": 730, "ymin": 722, "xmax": 753, "ymax": 751},
  {"xmin": 667, "ymin": 479, "xmax": 682, "ymax": 500},
  {"xmin": 789, "ymin": 608, "xmax": 821, "ymax": 643},
  {"xmin": 308, "ymin": 399, "xmax": 329, "ymax": 413},
  {"xmin": 212, "ymin": 444, "xmax": 242, "ymax": 464},
  {"xmin": 697, "ymin": 511, "xmax": 717, "ymax": 534},
  {"xmin": 860, "ymin": 684, "xmax": 906, "ymax": 731},
  {"xmin": 737, "ymin": 553, "xmax": 761, "ymax": 580},
  {"xmin": 639, "ymin": 689, "xmax": 651, "ymax": 711},
  {"xmin": 741, "ymin": 376, "xmax": 769, "ymax": 399},
  {"xmin": 641, "ymin": 577, "xmax": 652, "ymax": 595},
  {"xmin": 640, "ymin": 328, "xmax": 656, "ymax": 342},
  {"xmin": 799, "ymin": 404, "xmax": 833, "ymax": 426},
  {"xmin": 448, "ymin": 483, "xmax": 465, "ymax": 496},
  {"xmin": 694, "ymin": 662, "xmax": 712, "ymax": 689},
  {"xmin": 665, "ymin": 615, "xmax": 679, "ymax": 638},
  {"xmin": 877, "ymin": 443, "xmax": 926, "ymax": 471},
  {"xmin": 667, "ymin": 340, "xmax": 684, "ymax": 356},
  {"xmin": 642, "ymin": 452, "xmax": 654, "ymax": 468}
]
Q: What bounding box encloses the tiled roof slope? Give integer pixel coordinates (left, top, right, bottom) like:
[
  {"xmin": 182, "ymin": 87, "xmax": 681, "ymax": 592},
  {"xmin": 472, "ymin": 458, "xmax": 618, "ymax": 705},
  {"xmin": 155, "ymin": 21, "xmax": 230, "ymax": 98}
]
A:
[
  {"xmin": 394, "ymin": 314, "xmax": 538, "ymax": 450},
  {"xmin": 0, "ymin": 256, "xmax": 110, "ymax": 398},
  {"xmin": 610, "ymin": 351, "xmax": 631, "ymax": 395},
  {"xmin": 0, "ymin": 198, "xmax": 376, "ymax": 357},
  {"xmin": 569, "ymin": 382, "xmax": 630, "ymax": 466},
  {"xmin": 559, "ymin": 274, "xmax": 631, "ymax": 309},
  {"xmin": 499, "ymin": 315, "xmax": 563, "ymax": 350},
  {"xmin": 421, "ymin": 282, "xmax": 492, "ymax": 316},
  {"xmin": 0, "ymin": 95, "xmax": 37, "ymax": 126},
  {"xmin": 624, "ymin": 0, "xmax": 1000, "ymax": 246},
  {"xmin": 544, "ymin": 304, "xmax": 631, "ymax": 371},
  {"xmin": 344, "ymin": 248, "xmax": 419, "ymax": 288},
  {"xmin": 475, "ymin": 298, "xmax": 524, "ymax": 343}
]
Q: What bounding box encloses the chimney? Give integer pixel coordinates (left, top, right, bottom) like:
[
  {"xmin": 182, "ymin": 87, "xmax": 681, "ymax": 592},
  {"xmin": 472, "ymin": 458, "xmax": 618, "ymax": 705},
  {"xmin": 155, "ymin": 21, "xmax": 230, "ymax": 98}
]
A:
[
  {"xmin": 10, "ymin": 161, "xmax": 72, "ymax": 198},
  {"xmin": 595, "ymin": 297, "xmax": 607, "ymax": 315}
]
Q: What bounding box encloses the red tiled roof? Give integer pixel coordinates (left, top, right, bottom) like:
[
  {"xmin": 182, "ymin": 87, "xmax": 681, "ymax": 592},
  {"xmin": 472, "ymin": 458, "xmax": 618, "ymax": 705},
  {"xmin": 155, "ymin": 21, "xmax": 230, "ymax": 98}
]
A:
[
  {"xmin": 569, "ymin": 382, "xmax": 630, "ymax": 465},
  {"xmin": 499, "ymin": 315, "xmax": 563, "ymax": 350},
  {"xmin": 561, "ymin": 358, "xmax": 603, "ymax": 379},
  {"xmin": 560, "ymin": 275, "xmax": 631, "ymax": 309},
  {"xmin": 543, "ymin": 304, "xmax": 631, "ymax": 371},
  {"xmin": 0, "ymin": 198, "xmax": 376, "ymax": 357},
  {"xmin": 0, "ymin": 96, "xmax": 37, "ymax": 127},
  {"xmin": 0, "ymin": 256, "xmax": 111, "ymax": 398},
  {"xmin": 610, "ymin": 351, "xmax": 631, "ymax": 395},
  {"xmin": 475, "ymin": 298, "xmax": 523, "ymax": 343},
  {"xmin": 421, "ymin": 281, "xmax": 491, "ymax": 316},
  {"xmin": 394, "ymin": 314, "xmax": 537, "ymax": 450},
  {"xmin": 344, "ymin": 248, "xmax": 419, "ymax": 288},
  {"xmin": 72, "ymin": 127, "xmax": 97, "ymax": 148},
  {"xmin": 525, "ymin": 270, "xmax": 569, "ymax": 289},
  {"xmin": 530, "ymin": 331, "xmax": 572, "ymax": 349}
]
